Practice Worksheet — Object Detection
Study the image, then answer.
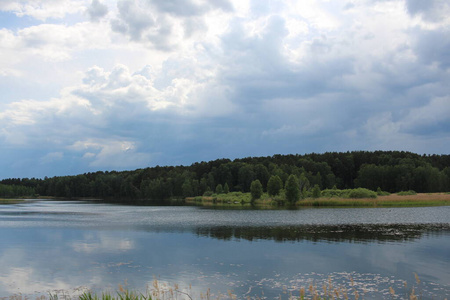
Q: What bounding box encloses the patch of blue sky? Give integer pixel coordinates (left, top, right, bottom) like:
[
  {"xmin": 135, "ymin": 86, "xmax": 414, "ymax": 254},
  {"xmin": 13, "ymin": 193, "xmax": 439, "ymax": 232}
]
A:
[
  {"xmin": 0, "ymin": 11, "xmax": 41, "ymax": 30},
  {"xmin": 0, "ymin": 10, "xmax": 87, "ymax": 31}
]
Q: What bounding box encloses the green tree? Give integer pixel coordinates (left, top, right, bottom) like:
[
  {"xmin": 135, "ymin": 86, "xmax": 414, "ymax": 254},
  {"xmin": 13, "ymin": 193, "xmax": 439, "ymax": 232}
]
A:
[
  {"xmin": 223, "ymin": 182, "xmax": 230, "ymax": 194},
  {"xmin": 254, "ymin": 164, "xmax": 270, "ymax": 188},
  {"xmin": 267, "ymin": 175, "xmax": 283, "ymax": 196},
  {"xmin": 238, "ymin": 165, "xmax": 255, "ymax": 192},
  {"xmin": 199, "ymin": 178, "xmax": 208, "ymax": 195},
  {"xmin": 192, "ymin": 179, "xmax": 200, "ymax": 196},
  {"xmin": 285, "ymin": 175, "xmax": 300, "ymax": 204},
  {"xmin": 182, "ymin": 179, "xmax": 193, "ymax": 197},
  {"xmin": 215, "ymin": 184, "xmax": 223, "ymax": 194},
  {"xmin": 207, "ymin": 173, "xmax": 215, "ymax": 191},
  {"xmin": 250, "ymin": 180, "xmax": 263, "ymax": 200},
  {"xmin": 299, "ymin": 173, "xmax": 310, "ymax": 191},
  {"xmin": 312, "ymin": 184, "xmax": 321, "ymax": 198}
]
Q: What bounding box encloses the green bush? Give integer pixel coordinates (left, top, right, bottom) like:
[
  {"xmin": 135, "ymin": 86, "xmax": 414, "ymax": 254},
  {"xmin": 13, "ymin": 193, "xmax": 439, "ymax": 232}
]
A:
[
  {"xmin": 321, "ymin": 189, "xmax": 346, "ymax": 198},
  {"xmin": 376, "ymin": 187, "xmax": 390, "ymax": 196},
  {"xmin": 203, "ymin": 190, "xmax": 213, "ymax": 196},
  {"xmin": 346, "ymin": 188, "xmax": 377, "ymax": 199},
  {"xmin": 397, "ymin": 190, "xmax": 417, "ymax": 196},
  {"xmin": 321, "ymin": 188, "xmax": 377, "ymax": 199}
]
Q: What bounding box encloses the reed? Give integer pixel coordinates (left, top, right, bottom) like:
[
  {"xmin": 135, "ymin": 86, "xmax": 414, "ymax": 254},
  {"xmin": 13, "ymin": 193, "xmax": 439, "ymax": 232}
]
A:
[{"xmin": 298, "ymin": 194, "xmax": 450, "ymax": 207}]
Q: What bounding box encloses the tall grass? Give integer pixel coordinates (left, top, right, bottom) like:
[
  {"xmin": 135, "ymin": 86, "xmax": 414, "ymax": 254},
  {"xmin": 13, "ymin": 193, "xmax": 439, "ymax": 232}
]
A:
[
  {"xmin": 186, "ymin": 192, "xmax": 252, "ymax": 205},
  {"xmin": 321, "ymin": 188, "xmax": 376, "ymax": 199},
  {"xmin": 397, "ymin": 190, "xmax": 417, "ymax": 196},
  {"xmin": 187, "ymin": 191, "xmax": 450, "ymax": 208},
  {"xmin": 299, "ymin": 194, "xmax": 450, "ymax": 207}
]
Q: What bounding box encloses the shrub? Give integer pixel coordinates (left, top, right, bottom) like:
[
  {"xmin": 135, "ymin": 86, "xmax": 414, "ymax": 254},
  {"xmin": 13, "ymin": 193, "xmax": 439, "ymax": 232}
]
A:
[
  {"xmin": 321, "ymin": 189, "xmax": 346, "ymax": 198},
  {"xmin": 203, "ymin": 190, "xmax": 213, "ymax": 196},
  {"xmin": 376, "ymin": 187, "xmax": 390, "ymax": 196},
  {"xmin": 346, "ymin": 188, "xmax": 377, "ymax": 199},
  {"xmin": 397, "ymin": 190, "xmax": 417, "ymax": 196}
]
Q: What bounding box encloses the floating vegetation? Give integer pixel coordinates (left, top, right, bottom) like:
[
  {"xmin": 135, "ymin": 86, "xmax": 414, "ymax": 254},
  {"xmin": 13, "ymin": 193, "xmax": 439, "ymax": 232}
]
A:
[{"xmin": 4, "ymin": 272, "xmax": 449, "ymax": 300}]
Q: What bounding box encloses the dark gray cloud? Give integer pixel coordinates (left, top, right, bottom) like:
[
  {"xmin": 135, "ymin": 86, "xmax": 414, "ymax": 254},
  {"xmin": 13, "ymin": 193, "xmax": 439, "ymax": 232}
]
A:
[
  {"xmin": 150, "ymin": 0, "xmax": 206, "ymax": 17},
  {"xmin": 219, "ymin": 16, "xmax": 353, "ymax": 107},
  {"xmin": 414, "ymin": 28, "xmax": 450, "ymax": 70},
  {"xmin": 111, "ymin": 0, "xmax": 155, "ymax": 41},
  {"xmin": 212, "ymin": 5, "xmax": 450, "ymax": 157},
  {"xmin": 144, "ymin": 17, "xmax": 174, "ymax": 51},
  {"xmin": 110, "ymin": 0, "xmax": 233, "ymax": 50},
  {"xmin": 149, "ymin": 0, "xmax": 233, "ymax": 16},
  {"xmin": 405, "ymin": 0, "xmax": 450, "ymax": 22},
  {"xmin": 87, "ymin": 0, "xmax": 108, "ymax": 22},
  {"xmin": 209, "ymin": 0, "xmax": 234, "ymax": 12}
]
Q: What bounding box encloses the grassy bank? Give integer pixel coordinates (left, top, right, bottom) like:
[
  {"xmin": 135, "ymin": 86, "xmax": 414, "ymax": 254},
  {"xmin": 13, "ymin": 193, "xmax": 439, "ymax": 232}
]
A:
[
  {"xmin": 185, "ymin": 192, "xmax": 280, "ymax": 209},
  {"xmin": 186, "ymin": 192, "xmax": 450, "ymax": 208},
  {"xmin": 301, "ymin": 193, "xmax": 450, "ymax": 207},
  {"xmin": 0, "ymin": 198, "xmax": 24, "ymax": 204}
]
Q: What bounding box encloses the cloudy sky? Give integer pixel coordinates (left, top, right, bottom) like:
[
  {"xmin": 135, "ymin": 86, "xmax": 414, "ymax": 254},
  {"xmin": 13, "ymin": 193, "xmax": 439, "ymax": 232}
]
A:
[{"xmin": 0, "ymin": 0, "xmax": 449, "ymax": 179}]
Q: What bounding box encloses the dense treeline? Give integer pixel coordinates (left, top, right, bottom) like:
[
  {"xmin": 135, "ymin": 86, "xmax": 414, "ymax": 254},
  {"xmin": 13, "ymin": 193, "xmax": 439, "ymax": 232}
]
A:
[
  {"xmin": 1, "ymin": 151, "xmax": 449, "ymax": 202},
  {"xmin": 0, "ymin": 184, "xmax": 35, "ymax": 198}
]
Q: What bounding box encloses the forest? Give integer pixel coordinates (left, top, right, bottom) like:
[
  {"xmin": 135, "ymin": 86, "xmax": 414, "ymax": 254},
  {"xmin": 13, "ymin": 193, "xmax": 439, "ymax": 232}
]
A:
[{"xmin": 1, "ymin": 151, "xmax": 450, "ymax": 202}]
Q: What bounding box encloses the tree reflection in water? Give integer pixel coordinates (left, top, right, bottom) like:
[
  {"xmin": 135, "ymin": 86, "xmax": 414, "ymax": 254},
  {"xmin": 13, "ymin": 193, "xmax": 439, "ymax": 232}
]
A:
[{"xmin": 196, "ymin": 223, "xmax": 450, "ymax": 243}]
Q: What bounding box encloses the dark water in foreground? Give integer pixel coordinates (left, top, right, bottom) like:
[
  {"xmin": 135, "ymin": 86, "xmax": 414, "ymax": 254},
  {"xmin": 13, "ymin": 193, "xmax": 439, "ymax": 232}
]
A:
[{"xmin": 0, "ymin": 200, "xmax": 449, "ymax": 299}]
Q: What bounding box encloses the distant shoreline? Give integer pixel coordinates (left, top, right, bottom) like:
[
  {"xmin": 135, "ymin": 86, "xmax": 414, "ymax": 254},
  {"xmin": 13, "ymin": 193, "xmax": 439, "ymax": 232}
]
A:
[
  {"xmin": 2, "ymin": 193, "xmax": 450, "ymax": 208},
  {"xmin": 186, "ymin": 192, "xmax": 450, "ymax": 208}
]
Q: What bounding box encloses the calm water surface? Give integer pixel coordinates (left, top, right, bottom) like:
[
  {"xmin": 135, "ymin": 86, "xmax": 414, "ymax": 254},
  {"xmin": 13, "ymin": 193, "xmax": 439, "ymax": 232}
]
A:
[{"xmin": 0, "ymin": 200, "xmax": 449, "ymax": 299}]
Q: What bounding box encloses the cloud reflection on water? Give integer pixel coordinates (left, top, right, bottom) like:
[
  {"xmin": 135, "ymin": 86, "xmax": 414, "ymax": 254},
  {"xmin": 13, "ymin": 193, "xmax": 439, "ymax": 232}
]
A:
[{"xmin": 0, "ymin": 202, "xmax": 449, "ymax": 298}]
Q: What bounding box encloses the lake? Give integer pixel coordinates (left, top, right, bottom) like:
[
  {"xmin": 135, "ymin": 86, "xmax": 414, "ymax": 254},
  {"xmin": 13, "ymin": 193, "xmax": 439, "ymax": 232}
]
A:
[{"xmin": 0, "ymin": 200, "xmax": 449, "ymax": 299}]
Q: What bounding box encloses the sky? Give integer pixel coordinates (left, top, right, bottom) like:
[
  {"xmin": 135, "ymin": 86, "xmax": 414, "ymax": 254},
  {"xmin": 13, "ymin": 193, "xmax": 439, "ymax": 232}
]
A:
[{"xmin": 0, "ymin": 0, "xmax": 449, "ymax": 179}]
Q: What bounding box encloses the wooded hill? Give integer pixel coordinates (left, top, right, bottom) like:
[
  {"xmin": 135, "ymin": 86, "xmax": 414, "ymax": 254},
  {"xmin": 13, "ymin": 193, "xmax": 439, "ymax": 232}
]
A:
[{"xmin": 1, "ymin": 151, "xmax": 450, "ymax": 202}]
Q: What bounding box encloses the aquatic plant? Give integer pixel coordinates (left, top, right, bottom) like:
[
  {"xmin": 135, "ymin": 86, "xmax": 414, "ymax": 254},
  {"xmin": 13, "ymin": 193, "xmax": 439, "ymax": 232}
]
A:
[{"xmin": 35, "ymin": 273, "xmax": 432, "ymax": 300}]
